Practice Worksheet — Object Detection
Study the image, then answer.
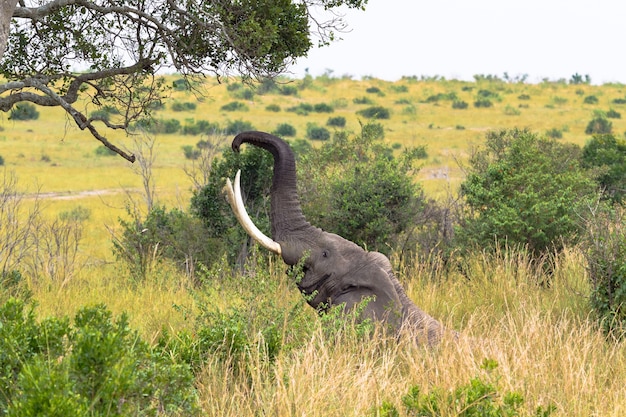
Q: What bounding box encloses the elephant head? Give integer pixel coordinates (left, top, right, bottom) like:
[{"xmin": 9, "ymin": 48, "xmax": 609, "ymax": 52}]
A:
[{"xmin": 224, "ymin": 131, "xmax": 449, "ymax": 345}]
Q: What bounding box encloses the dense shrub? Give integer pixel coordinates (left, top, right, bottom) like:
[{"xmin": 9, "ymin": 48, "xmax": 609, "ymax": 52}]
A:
[
  {"xmin": 452, "ymin": 100, "xmax": 468, "ymax": 109},
  {"xmin": 546, "ymin": 128, "xmax": 563, "ymax": 139},
  {"xmin": 172, "ymin": 78, "xmax": 190, "ymax": 90},
  {"xmin": 585, "ymin": 116, "xmax": 612, "ymax": 135},
  {"xmin": 298, "ymin": 123, "xmax": 436, "ymax": 256},
  {"xmin": 353, "ymin": 96, "xmax": 374, "ymax": 105},
  {"xmin": 132, "ymin": 118, "xmax": 180, "ymax": 134},
  {"xmin": 356, "ymin": 106, "xmax": 390, "ymax": 119},
  {"xmin": 581, "ymin": 134, "xmax": 626, "ymax": 203},
  {"xmin": 94, "ymin": 146, "xmax": 117, "ymax": 156},
  {"xmin": 182, "ymin": 119, "xmax": 220, "ymax": 135},
  {"xmin": 265, "ymin": 104, "xmax": 281, "ymax": 112},
  {"xmin": 9, "ymin": 103, "xmax": 39, "ymax": 120},
  {"xmin": 89, "ymin": 109, "xmax": 111, "ymax": 121},
  {"xmin": 171, "ymin": 101, "xmax": 197, "ymax": 111},
  {"xmin": 583, "ymin": 206, "xmax": 626, "ymax": 338},
  {"xmin": 191, "ymin": 144, "xmax": 273, "ymax": 265},
  {"xmin": 456, "ymin": 128, "xmax": 596, "ymax": 265},
  {"xmin": 234, "ymin": 88, "xmax": 255, "ymax": 100},
  {"xmin": 390, "ymin": 84, "xmax": 408, "ymax": 93},
  {"xmin": 182, "ymin": 145, "xmax": 201, "ymax": 160},
  {"xmin": 280, "ymin": 85, "xmax": 298, "ymax": 96},
  {"xmin": 306, "ymin": 123, "xmax": 331, "ymax": 141},
  {"xmin": 0, "ymin": 300, "xmax": 198, "ymax": 416},
  {"xmin": 425, "ymin": 92, "xmax": 457, "ymax": 103},
  {"xmin": 313, "ymin": 102, "xmax": 334, "ymax": 113},
  {"xmin": 113, "ymin": 205, "xmax": 220, "ymax": 281},
  {"xmin": 286, "ymin": 103, "xmax": 313, "ymax": 115},
  {"xmin": 612, "ymin": 97, "xmax": 626, "ymax": 104},
  {"xmin": 0, "ymin": 155, "xmax": 4, "ymax": 166},
  {"xmin": 157, "ymin": 260, "xmax": 323, "ymax": 376},
  {"xmin": 518, "ymin": 94, "xmax": 531, "ymax": 100},
  {"xmin": 273, "ymin": 123, "xmax": 296, "ymax": 137},
  {"xmin": 327, "ymin": 116, "xmax": 346, "ymax": 127},
  {"xmin": 584, "ymin": 95, "xmax": 599, "ymax": 104},
  {"xmin": 474, "ymin": 99, "xmax": 493, "ymax": 108},
  {"xmin": 606, "ymin": 109, "xmax": 621, "ymax": 119},
  {"xmin": 220, "ymin": 101, "xmax": 249, "ymax": 112},
  {"xmin": 365, "ymin": 86, "xmax": 384, "ymax": 96},
  {"xmin": 225, "ymin": 119, "xmax": 255, "ymax": 135}
]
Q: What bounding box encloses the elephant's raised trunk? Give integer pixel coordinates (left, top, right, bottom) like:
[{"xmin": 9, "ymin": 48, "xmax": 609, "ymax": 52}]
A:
[{"xmin": 232, "ymin": 131, "xmax": 310, "ymax": 243}]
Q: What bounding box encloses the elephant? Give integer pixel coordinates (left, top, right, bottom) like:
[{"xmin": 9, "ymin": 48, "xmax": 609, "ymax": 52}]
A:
[{"xmin": 223, "ymin": 131, "xmax": 451, "ymax": 346}]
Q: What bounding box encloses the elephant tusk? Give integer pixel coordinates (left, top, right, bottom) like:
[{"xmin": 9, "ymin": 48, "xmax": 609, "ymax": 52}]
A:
[{"xmin": 224, "ymin": 170, "xmax": 282, "ymax": 255}]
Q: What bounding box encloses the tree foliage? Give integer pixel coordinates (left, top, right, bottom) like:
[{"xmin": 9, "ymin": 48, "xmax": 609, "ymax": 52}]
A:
[
  {"xmin": 457, "ymin": 128, "xmax": 596, "ymax": 262},
  {"xmin": 0, "ymin": 0, "xmax": 367, "ymax": 161},
  {"xmin": 190, "ymin": 144, "xmax": 274, "ymax": 264},
  {"xmin": 581, "ymin": 134, "xmax": 626, "ymax": 204},
  {"xmin": 298, "ymin": 123, "xmax": 432, "ymax": 255}
]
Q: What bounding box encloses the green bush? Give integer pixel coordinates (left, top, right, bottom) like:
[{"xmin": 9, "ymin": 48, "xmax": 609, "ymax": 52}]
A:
[
  {"xmin": 313, "ymin": 102, "xmax": 334, "ymax": 113},
  {"xmin": 190, "ymin": 144, "xmax": 273, "ymax": 265},
  {"xmin": 356, "ymin": 106, "xmax": 390, "ymax": 119},
  {"xmin": 89, "ymin": 109, "xmax": 111, "ymax": 121},
  {"xmin": 132, "ymin": 118, "xmax": 180, "ymax": 134},
  {"xmin": 584, "ymin": 95, "xmax": 599, "ymax": 104},
  {"xmin": 585, "ymin": 116, "xmax": 613, "ymax": 135},
  {"xmin": 456, "ymin": 128, "xmax": 596, "ymax": 265},
  {"xmin": 583, "ymin": 206, "xmax": 626, "ymax": 338},
  {"xmin": 171, "ymin": 101, "xmax": 197, "ymax": 111},
  {"xmin": 286, "ymin": 103, "xmax": 313, "ymax": 115},
  {"xmin": 425, "ymin": 92, "xmax": 457, "ymax": 103},
  {"xmin": 0, "ymin": 155, "xmax": 4, "ymax": 165},
  {"xmin": 612, "ymin": 97, "xmax": 626, "ymax": 105},
  {"xmin": 234, "ymin": 88, "xmax": 255, "ymax": 100},
  {"xmin": 225, "ymin": 119, "xmax": 255, "ymax": 135},
  {"xmin": 0, "ymin": 300, "xmax": 198, "ymax": 416},
  {"xmin": 606, "ymin": 109, "xmax": 621, "ymax": 119},
  {"xmin": 326, "ymin": 116, "xmax": 346, "ymax": 127},
  {"xmin": 172, "ymin": 78, "xmax": 190, "ymax": 91},
  {"xmin": 94, "ymin": 146, "xmax": 117, "ymax": 156},
  {"xmin": 306, "ymin": 123, "xmax": 331, "ymax": 141},
  {"xmin": 265, "ymin": 104, "xmax": 281, "ymax": 112},
  {"xmin": 546, "ymin": 128, "xmax": 563, "ymax": 139},
  {"xmin": 518, "ymin": 94, "xmax": 531, "ymax": 100},
  {"xmin": 9, "ymin": 103, "xmax": 39, "ymax": 120},
  {"xmin": 298, "ymin": 123, "xmax": 435, "ymax": 256},
  {"xmin": 353, "ymin": 96, "xmax": 374, "ymax": 105},
  {"xmin": 474, "ymin": 99, "xmax": 493, "ymax": 108},
  {"xmin": 374, "ymin": 359, "xmax": 555, "ymax": 417},
  {"xmin": 182, "ymin": 119, "xmax": 220, "ymax": 135},
  {"xmin": 280, "ymin": 85, "xmax": 298, "ymax": 96},
  {"xmin": 273, "ymin": 123, "xmax": 296, "ymax": 137},
  {"xmin": 182, "ymin": 145, "xmax": 201, "ymax": 160},
  {"xmin": 220, "ymin": 101, "xmax": 249, "ymax": 112},
  {"xmin": 113, "ymin": 205, "xmax": 219, "ymax": 281},
  {"xmin": 581, "ymin": 134, "xmax": 626, "ymax": 203},
  {"xmin": 452, "ymin": 100, "xmax": 468, "ymax": 109}
]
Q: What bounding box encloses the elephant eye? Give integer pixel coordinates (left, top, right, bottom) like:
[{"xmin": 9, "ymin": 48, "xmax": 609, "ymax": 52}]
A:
[{"xmin": 322, "ymin": 250, "xmax": 329, "ymax": 258}]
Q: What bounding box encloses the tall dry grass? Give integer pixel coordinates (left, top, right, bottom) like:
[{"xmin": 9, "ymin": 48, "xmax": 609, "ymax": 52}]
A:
[{"xmin": 193, "ymin": 247, "xmax": 625, "ymax": 416}]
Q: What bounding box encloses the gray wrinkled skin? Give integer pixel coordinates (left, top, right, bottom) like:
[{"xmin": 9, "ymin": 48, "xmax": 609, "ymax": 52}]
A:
[{"xmin": 232, "ymin": 131, "xmax": 451, "ymax": 346}]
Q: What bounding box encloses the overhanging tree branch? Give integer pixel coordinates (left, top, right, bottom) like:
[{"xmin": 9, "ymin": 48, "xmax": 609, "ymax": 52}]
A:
[{"xmin": 1, "ymin": 0, "xmax": 367, "ymax": 161}]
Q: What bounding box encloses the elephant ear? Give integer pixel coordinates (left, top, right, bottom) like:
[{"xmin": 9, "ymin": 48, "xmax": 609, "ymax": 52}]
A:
[{"xmin": 332, "ymin": 257, "xmax": 404, "ymax": 329}]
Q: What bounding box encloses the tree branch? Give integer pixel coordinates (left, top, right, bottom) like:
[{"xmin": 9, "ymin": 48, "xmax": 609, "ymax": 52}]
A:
[{"xmin": 24, "ymin": 77, "xmax": 136, "ymax": 162}]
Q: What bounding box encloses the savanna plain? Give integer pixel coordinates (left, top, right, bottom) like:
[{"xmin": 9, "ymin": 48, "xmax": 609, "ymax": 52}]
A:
[{"xmin": 1, "ymin": 74, "xmax": 625, "ymax": 416}]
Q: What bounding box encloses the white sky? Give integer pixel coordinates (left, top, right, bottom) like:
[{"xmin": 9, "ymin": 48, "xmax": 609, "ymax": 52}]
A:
[{"xmin": 289, "ymin": 0, "xmax": 626, "ymax": 84}]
